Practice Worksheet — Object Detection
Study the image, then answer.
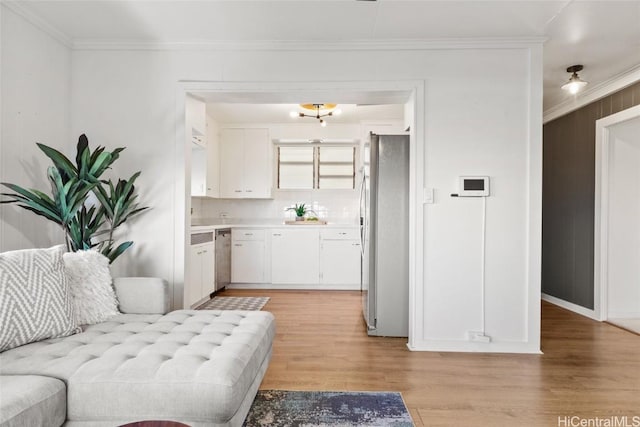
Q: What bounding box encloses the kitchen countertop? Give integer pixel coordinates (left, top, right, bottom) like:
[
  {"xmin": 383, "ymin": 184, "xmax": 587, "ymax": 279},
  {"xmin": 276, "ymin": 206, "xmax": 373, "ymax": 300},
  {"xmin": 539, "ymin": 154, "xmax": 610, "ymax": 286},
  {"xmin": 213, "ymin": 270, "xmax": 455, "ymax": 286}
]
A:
[{"xmin": 190, "ymin": 222, "xmax": 359, "ymax": 233}]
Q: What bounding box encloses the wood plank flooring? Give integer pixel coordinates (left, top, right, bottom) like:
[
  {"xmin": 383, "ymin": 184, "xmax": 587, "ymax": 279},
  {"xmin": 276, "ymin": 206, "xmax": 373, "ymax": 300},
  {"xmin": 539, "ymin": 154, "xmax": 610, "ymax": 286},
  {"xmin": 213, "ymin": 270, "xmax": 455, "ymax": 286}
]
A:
[{"xmin": 218, "ymin": 289, "xmax": 640, "ymax": 426}]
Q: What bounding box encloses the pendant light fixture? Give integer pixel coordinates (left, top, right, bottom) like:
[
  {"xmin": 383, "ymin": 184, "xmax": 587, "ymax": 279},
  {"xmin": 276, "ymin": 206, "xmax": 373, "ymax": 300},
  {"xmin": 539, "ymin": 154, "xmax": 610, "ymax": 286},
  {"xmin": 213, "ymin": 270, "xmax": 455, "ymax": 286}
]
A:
[
  {"xmin": 561, "ymin": 65, "xmax": 588, "ymax": 94},
  {"xmin": 289, "ymin": 103, "xmax": 342, "ymax": 127}
]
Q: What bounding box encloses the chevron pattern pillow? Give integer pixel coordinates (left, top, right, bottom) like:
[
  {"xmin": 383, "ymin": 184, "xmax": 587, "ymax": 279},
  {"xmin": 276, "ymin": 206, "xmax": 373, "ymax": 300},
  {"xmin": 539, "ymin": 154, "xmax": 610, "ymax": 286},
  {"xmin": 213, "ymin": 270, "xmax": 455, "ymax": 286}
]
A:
[{"xmin": 0, "ymin": 245, "xmax": 80, "ymax": 352}]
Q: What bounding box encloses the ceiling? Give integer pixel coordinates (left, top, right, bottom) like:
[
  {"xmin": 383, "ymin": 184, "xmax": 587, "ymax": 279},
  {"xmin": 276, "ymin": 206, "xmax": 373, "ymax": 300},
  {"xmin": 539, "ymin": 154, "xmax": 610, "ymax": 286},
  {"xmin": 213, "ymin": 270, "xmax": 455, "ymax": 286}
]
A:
[{"xmin": 9, "ymin": 0, "xmax": 640, "ymax": 113}]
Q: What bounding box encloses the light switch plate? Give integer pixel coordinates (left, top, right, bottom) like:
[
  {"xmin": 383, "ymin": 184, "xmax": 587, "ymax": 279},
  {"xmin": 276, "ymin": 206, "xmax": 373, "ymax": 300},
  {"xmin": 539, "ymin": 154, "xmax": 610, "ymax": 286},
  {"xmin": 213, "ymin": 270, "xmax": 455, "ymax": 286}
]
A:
[{"xmin": 424, "ymin": 188, "xmax": 434, "ymax": 204}]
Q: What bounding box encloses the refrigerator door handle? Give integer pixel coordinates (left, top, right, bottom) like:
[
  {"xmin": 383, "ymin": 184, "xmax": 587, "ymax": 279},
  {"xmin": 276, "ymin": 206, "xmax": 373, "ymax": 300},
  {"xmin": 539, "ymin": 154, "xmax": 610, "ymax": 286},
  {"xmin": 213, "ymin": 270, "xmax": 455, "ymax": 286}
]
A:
[{"xmin": 358, "ymin": 174, "xmax": 366, "ymax": 257}]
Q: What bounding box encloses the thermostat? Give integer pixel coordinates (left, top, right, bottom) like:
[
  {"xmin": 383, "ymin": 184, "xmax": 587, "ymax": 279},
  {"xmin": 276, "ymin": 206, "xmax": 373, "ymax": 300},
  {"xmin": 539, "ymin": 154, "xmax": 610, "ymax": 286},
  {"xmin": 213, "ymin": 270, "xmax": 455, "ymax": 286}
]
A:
[{"xmin": 458, "ymin": 176, "xmax": 490, "ymax": 197}]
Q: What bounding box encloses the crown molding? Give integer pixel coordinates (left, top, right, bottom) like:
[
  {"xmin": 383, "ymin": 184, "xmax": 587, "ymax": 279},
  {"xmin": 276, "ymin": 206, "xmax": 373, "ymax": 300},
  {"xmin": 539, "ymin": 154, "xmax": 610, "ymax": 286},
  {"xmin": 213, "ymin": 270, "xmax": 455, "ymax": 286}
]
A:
[
  {"xmin": 0, "ymin": 2, "xmax": 545, "ymax": 53},
  {"xmin": 2, "ymin": 1, "xmax": 72, "ymax": 48},
  {"xmin": 72, "ymin": 37, "xmax": 546, "ymax": 52},
  {"xmin": 543, "ymin": 64, "xmax": 640, "ymax": 124}
]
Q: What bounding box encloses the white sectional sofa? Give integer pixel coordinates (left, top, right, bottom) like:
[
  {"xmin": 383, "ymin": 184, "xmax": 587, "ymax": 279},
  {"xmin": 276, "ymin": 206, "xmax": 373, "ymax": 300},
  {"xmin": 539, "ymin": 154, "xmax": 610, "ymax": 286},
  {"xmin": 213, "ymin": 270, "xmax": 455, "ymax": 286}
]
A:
[{"xmin": 0, "ymin": 277, "xmax": 276, "ymax": 426}]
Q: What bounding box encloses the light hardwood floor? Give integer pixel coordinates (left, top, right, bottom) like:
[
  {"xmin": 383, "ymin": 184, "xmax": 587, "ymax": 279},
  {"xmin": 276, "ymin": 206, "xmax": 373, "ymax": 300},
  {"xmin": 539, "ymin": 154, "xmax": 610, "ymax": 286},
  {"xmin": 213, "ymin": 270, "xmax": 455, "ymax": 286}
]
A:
[{"xmin": 219, "ymin": 289, "xmax": 640, "ymax": 426}]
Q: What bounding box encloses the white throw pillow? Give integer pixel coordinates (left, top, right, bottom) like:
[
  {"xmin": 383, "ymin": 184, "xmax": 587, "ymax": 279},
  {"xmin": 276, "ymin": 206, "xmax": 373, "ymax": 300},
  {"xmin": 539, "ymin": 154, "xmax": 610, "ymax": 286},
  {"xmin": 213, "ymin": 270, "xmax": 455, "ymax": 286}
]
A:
[
  {"xmin": 63, "ymin": 250, "xmax": 120, "ymax": 326},
  {"xmin": 0, "ymin": 245, "xmax": 80, "ymax": 352}
]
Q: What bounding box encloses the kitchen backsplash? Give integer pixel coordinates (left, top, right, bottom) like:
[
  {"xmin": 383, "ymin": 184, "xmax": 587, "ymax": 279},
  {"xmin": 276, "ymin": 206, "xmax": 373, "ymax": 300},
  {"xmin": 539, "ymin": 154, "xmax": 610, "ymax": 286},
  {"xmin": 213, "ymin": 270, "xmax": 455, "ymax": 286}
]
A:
[{"xmin": 192, "ymin": 190, "xmax": 359, "ymax": 225}]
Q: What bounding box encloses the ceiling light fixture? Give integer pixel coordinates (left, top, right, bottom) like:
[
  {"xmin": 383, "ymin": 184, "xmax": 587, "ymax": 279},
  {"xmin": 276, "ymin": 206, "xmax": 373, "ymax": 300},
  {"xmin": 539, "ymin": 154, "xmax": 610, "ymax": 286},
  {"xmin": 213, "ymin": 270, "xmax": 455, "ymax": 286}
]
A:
[
  {"xmin": 561, "ymin": 65, "xmax": 588, "ymax": 94},
  {"xmin": 289, "ymin": 103, "xmax": 342, "ymax": 127}
]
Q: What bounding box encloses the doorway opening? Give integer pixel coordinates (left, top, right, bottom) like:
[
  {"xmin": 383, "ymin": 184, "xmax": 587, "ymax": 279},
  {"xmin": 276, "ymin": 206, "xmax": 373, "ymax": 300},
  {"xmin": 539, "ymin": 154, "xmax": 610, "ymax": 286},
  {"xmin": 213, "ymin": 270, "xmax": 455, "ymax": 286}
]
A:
[
  {"xmin": 174, "ymin": 81, "xmax": 424, "ymax": 347},
  {"xmin": 595, "ymin": 104, "xmax": 640, "ymax": 333}
]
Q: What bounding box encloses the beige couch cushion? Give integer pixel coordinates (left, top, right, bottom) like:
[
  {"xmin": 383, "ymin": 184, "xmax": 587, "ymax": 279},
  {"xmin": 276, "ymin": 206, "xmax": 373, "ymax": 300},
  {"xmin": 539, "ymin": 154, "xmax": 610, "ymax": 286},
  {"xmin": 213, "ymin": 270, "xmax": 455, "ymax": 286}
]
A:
[
  {"xmin": 0, "ymin": 310, "xmax": 275, "ymax": 425},
  {"xmin": 0, "ymin": 375, "xmax": 66, "ymax": 427}
]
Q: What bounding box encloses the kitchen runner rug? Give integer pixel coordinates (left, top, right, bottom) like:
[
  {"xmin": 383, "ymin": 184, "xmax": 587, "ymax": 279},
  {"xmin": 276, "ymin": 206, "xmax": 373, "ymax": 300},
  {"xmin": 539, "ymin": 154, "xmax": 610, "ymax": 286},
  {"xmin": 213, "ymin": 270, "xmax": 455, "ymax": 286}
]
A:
[
  {"xmin": 243, "ymin": 390, "xmax": 414, "ymax": 427},
  {"xmin": 197, "ymin": 296, "xmax": 269, "ymax": 311}
]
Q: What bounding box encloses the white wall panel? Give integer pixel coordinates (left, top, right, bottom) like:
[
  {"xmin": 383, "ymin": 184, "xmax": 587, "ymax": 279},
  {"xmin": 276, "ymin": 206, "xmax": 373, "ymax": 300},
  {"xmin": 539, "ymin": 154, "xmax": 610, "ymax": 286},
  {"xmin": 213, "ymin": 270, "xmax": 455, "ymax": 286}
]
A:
[
  {"xmin": 0, "ymin": 6, "xmax": 71, "ymax": 252},
  {"xmin": 67, "ymin": 44, "xmax": 542, "ymax": 352}
]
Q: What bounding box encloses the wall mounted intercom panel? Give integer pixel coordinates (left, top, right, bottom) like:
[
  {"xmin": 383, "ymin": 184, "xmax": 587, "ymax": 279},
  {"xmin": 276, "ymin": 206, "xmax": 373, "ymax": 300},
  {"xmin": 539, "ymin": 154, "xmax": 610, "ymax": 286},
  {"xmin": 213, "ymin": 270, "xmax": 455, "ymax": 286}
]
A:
[{"xmin": 458, "ymin": 176, "xmax": 490, "ymax": 197}]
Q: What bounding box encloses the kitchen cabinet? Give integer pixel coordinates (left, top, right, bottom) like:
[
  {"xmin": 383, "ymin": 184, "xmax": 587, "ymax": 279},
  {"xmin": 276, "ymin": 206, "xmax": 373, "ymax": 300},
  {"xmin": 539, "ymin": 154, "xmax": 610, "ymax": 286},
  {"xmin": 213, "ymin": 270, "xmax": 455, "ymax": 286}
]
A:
[
  {"xmin": 320, "ymin": 229, "xmax": 361, "ymax": 288},
  {"xmin": 219, "ymin": 128, "xmax": 271, "ymax": 198},
  {"xmin": 231, "ymin": 229, "xmax": 266, "ymax": 283},
  {"xmin": 186, "ymin": 95, "xmax": 206, "ymax": 147},
  {"xmin": 188, "ymin": 236, "xmax": 215, "ymax": 307},
  {"xmin": 271, "ymin": 229, "xmax": 320, "ymax": 285},
  {"xmin": 191, "ymin": 116, "xmax": 219, "ymax": 198}
]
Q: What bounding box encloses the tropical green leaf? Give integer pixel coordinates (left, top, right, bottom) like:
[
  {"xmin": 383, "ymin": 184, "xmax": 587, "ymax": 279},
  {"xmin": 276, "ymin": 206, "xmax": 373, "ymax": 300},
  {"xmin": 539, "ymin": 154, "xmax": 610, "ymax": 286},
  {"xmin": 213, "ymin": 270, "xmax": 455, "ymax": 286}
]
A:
[
  {"xmin": 76, "ymin": 134, "xmax": 89, "ymax": 167},
  {"xmin": 88, "ymin": 152, "xmax": 113, "ymax": 178},
  {"xmin": 104, "ymin": 241, "xmax": 133, "ymax": 263},
  {"xmin": 48, "ymin": 167, "xmax": 68, "ymax": 219},
  {"xmin": 37, "ymin": 143, "xmax": 77, "ymax": 181},
  {"xmin": 1, "ymin": 182, "xmax": 63, "ymax": 222},
  {"xmin": 78, "ymin": 145, "xmax": 91, "ymax": 181},
  {"xmin": 14, "ymin": 200, "xmax": 62, "ymax": 223},
  {"xmin": 89, "ymin": 146, "xmax": 105, "ymax": 167}
]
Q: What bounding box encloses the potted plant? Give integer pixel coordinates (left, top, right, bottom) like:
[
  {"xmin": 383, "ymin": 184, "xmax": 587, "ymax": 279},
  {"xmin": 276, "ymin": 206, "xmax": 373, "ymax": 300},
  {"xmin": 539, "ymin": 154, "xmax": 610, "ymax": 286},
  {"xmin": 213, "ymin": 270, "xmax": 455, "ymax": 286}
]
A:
[
  {"xmin": 0, "ymin": 134, "xmax": 148, "ymax": 263},
  {"xmin": 286, "ymin": 203, "xmax": 316, "ymax": 221}
]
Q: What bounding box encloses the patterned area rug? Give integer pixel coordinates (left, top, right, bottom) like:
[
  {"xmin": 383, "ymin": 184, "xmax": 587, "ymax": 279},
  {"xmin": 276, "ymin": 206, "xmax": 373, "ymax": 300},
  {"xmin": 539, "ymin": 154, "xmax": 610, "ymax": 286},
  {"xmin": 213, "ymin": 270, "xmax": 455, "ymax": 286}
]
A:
[
  {"xmin": 243, "ymin": 390, "xmax": 414, "ymax": 427},
  {"xmin": 197, "ymin": 296, "xmax": 270, "ymax": 311}
]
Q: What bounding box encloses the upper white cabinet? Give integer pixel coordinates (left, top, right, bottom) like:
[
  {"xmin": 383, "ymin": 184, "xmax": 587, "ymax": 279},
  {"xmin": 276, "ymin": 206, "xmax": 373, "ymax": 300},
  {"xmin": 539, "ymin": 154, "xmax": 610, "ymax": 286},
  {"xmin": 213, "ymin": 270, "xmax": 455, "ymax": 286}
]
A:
[
  {"xmin": 220, "ymin": 128, "xmax": 272, "ymax": 199},
  {"xmin": 186, "ymin": 95, "xmax": 206, "ymax": 147},
  {"xmin": 271, "ymin": 229, "xmax": 320, "ymax": 285},
  {"xmin": 191, "ymin": 115, "xmax": 219, "ymax": 198}
]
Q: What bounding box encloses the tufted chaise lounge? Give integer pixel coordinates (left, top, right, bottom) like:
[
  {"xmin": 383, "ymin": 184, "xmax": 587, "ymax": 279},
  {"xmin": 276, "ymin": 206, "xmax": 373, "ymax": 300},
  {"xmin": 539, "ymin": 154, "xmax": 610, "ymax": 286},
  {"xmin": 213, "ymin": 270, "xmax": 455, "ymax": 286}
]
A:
[{"xmin": 0, "ymin": 279, "xmax": 276, "ymax": 427}]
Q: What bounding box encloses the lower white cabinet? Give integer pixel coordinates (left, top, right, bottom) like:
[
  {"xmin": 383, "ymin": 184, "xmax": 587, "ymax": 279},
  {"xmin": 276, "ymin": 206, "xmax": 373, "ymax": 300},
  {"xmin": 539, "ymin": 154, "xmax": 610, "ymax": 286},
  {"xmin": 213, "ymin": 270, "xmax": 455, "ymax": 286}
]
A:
[
  {"xmin": 226, "ymin": 226, "xmax": 360, "ymax": 289},
  {"xmin": 320, "ymin": 239, "xmax": 361, "ymax": 286},
  {"xmin": 271, "ymin": 229, "xmax": 320, "ymax": 285},
  {"xmin": 231, "ymin": 229, "xmax": 266, "ymax": 283},
  {"xmin": 188, "ymin": 241, "xmax": 215, "ymax": 307}
]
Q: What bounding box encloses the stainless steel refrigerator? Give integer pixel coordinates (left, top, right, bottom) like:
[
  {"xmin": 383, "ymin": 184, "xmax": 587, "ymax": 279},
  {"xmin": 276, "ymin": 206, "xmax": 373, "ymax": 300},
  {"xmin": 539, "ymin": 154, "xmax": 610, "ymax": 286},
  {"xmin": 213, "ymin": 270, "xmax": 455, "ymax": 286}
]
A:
[{"xmin": 359, "ymin": 134, "xmax": 409, "ymax": 337}]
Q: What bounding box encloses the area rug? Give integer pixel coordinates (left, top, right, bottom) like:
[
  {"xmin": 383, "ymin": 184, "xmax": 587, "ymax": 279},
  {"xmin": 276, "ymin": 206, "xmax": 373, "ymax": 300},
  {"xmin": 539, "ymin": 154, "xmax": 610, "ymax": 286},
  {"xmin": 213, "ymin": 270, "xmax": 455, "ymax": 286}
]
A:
[
  {"xmin": 197, "ymin": 296, "xmax": 269, "ymax": 311},
  {"xmin": 243, "ymin": 390, "xmax": 414, "ymax": 427}
]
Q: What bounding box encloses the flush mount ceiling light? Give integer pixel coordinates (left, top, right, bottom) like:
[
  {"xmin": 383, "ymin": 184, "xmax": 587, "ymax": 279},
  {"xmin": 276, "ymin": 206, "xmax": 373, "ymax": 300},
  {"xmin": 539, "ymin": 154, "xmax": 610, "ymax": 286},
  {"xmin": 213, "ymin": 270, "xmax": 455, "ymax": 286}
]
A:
[
  {"xmin": 289, "ymin": 103, "xmax": 342, "ymax": 127},
  {"xmin": 561, "ymin": 65, "xmax": 588, "ymax": 95}
]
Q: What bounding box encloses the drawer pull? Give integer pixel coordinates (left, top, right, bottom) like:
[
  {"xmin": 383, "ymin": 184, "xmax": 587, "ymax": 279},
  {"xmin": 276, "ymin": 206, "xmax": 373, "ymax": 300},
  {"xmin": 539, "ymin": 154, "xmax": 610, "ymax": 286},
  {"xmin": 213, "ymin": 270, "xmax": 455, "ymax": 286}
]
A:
[
  {"xmin": 273, "ymin": 233, "xmax": 282, "ymax": 236},
  {"xmin": 234, "ymin": 190, "xmax": 242, "ymax": 193}
]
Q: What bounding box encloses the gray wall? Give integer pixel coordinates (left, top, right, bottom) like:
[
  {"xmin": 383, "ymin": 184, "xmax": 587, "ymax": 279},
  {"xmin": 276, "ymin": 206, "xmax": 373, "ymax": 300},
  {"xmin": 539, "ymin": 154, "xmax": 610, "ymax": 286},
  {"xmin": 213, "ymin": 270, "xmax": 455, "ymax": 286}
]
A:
[{"xmin": 543, "ymin": 81, "xmax": 640, "ymax": 309}]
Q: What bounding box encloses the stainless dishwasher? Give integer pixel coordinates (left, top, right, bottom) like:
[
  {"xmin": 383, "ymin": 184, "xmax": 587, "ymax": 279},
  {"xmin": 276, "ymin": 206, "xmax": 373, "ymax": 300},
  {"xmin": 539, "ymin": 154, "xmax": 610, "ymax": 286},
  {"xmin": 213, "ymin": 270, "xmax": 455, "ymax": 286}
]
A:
[{"xmin": 215, "ymin": 229, "xmax": 231, "ymax": 292}]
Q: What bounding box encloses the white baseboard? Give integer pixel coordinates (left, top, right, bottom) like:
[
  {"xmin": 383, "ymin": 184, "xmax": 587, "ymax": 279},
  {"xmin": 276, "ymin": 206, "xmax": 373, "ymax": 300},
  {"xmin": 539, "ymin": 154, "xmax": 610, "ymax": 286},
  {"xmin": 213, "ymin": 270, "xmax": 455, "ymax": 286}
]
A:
[
  {"xmin": 407, "ymin": 340, "xmax": 542, "ymax": 354},
  {"xmin": 227, "ymin": 283, "xmax": 360, "ymax": 291},
  {"xmin": 607, "ymin": 311, "xmax": 640, "ymax": 319},
  {"xmin": 541, "ymin": 293, "xmax": 602, "ymax": 321}
]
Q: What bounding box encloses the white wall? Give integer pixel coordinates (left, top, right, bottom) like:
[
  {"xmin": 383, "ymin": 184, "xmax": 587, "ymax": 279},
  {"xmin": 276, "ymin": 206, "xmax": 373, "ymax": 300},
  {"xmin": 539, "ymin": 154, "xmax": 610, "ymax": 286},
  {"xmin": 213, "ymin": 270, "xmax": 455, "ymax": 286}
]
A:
[
  {"xmin": 0, "ymin": 5, "xmax": 71, "ymax": 251},
  {"xmin": 69, "ymin": 44, "xmax": 542, "ymax": 353},
  {"xmin": 607, "ymin": 118, "xmax": 640, "ymax": 318}
]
